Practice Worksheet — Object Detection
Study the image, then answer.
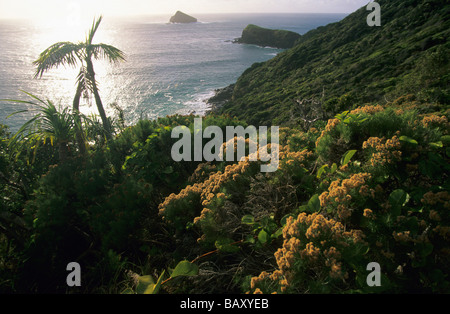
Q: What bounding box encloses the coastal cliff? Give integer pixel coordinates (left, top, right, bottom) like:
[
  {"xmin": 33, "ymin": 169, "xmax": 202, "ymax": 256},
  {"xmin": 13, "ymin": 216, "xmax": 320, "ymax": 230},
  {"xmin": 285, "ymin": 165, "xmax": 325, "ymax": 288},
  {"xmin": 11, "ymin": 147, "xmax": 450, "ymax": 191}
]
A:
[
  {"xmin": 234, "ymin": 24, "xmax": 301, "ymax": 49},
  {"xmin": 215, "ymin": 0, "xmax": 450, "ymax": 127}
]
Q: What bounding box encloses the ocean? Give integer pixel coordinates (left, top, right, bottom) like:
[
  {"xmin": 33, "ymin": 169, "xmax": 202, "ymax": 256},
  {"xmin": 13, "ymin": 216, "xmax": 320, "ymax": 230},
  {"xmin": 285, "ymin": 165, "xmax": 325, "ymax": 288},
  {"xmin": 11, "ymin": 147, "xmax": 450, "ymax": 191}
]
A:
[{"xmin": 0, "ymin": 13, "xmax": 347, "ymax": 131}]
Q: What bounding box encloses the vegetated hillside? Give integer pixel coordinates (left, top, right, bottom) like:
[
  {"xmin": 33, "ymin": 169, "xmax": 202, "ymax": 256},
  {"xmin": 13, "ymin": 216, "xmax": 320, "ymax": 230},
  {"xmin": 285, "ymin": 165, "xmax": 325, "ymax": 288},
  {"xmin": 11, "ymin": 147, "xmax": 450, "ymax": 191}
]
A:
[
  {"xmin": 214, "ymin": 0, "xmax": 450, "ymax": 127},
  {"xmin": 234, "ymin": 24, "xmax": 301, "ymax": 49}
]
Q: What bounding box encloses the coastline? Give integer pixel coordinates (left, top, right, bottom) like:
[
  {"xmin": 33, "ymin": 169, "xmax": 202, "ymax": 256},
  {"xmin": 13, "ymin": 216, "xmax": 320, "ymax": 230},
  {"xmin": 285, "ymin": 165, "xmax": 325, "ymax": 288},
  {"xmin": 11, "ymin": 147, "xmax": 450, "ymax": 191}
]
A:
[{"xmin": 205, "ymin": 84, "xmax": 235, "ymax": 113}]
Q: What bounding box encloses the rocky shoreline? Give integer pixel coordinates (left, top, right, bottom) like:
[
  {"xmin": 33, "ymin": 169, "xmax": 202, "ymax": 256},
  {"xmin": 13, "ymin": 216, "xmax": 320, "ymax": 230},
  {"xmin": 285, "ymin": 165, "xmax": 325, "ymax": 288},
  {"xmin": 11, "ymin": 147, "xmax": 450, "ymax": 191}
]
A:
[{"xmin": 206, "ymin": 84, "xmax": 235, "ymax": 112}]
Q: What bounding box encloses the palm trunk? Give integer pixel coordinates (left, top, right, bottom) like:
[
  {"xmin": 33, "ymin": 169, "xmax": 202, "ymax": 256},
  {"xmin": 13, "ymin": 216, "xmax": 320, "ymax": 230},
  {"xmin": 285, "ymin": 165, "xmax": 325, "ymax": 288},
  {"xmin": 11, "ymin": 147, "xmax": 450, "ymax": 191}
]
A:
[
  {"xmin": 86, "ymin": 58, "xmax": 112, "ymax": 140},
  {"xmin": 73, "ymin": 80, "xmax": 86, "ymax": 155},
  {"xmin": 73, "ymin": 80, "xmax": 82, "ymax": 112},
  {"xmin": 59, "ymin": 141, "xmax": 69, "ymax": 162}
]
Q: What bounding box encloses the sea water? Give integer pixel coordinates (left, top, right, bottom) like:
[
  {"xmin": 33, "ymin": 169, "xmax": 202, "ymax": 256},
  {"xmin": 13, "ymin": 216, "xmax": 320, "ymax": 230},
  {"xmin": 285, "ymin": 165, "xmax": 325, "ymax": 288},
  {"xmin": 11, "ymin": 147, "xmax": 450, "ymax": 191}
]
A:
[{"xmin": 0, "ymin": 13, "xmax": 347, "ymax": 131}]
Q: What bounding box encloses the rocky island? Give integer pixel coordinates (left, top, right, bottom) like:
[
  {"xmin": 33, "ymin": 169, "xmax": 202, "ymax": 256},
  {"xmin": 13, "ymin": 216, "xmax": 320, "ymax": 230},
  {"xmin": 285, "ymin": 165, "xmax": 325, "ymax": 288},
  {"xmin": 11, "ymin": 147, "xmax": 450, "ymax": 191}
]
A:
[
  {"xmin": 234, "ymin": 24, "xmax": 301, "ymax": 49},
  {"xmin": 169, "ymin": 11, "xmax": 198, "ymax": 24}
]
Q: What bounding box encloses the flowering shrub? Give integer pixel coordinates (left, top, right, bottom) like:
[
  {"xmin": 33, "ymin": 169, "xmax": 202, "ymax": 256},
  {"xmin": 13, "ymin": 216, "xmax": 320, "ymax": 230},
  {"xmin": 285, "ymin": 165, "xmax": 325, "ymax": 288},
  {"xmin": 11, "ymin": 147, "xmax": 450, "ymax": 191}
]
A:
[
  {"xmin": 3, "ymin": 98, "xmax": 449, "ymax": 294},
  {"xmin": 249, "ymin": 212, "xmax": 368, "ymax": 294},
  {"xmin": 246, "ymin": 101, "xmax": 450, "ymax": 294},
  {"xmin": 362, "ymin": 135, "xmax": 402, "ymax": 170}
]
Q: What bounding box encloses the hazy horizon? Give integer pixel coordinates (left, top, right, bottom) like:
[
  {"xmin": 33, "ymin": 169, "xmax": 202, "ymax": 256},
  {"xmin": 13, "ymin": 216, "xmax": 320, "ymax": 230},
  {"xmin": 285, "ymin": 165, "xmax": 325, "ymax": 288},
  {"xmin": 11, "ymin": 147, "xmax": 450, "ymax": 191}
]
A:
[{"xmin": 0, "ymin": 0, "xmax": 370, "ymax": 21}]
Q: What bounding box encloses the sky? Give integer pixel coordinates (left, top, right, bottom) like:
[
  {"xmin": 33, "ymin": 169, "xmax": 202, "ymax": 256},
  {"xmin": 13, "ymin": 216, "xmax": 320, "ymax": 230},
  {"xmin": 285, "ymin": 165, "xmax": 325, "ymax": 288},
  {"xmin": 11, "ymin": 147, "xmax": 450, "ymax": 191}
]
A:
[{"xmin": 0, "ymin": 0, "xmax": 371, "ymax": 20}]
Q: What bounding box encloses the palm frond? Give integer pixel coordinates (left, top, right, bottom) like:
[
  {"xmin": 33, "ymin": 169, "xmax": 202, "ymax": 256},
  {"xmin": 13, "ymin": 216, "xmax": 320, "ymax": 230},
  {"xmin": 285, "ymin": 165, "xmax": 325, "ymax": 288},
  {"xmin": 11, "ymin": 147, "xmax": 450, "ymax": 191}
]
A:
[
  {"xmin": 89, "ymin": 43, "xmax": 126, "ymax": 63},
  {"xmin": 76, "ymin": 66, "xmax": 95, "ymax": 98},
  {"xmin": 87, "ymin": 15, "xmax": 103, "ymax": 44},
  {"xmin": 33, "ymin": 42, "xmax": 84, "ymax": 78}
]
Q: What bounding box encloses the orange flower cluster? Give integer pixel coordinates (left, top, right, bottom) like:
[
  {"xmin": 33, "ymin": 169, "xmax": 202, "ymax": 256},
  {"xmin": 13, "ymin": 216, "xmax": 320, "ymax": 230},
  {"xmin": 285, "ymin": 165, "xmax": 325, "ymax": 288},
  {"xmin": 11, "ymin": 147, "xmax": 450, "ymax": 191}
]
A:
[
  {"xmin": 250, "ymin": 271, "xmax": 271, "ymax": 291},
  {"xmin": 315, "ymin": 118, "xmax": 341, "ymax": 147},
  {"xmin": 422, "ymin": 114, "xmax": 449, "ymax": 130},
  {"xmin": 421, "ymin": 191, "xmax": 450, "ymax": 208},
  {"xmin": 280, "ymin": 148, "xmax": 314, "ymax": 168},
  {"xmin": 362, "ymin": 135, "xmax": 402, "ymax": 167},
  {"xmin": 433, "ymin": 225, "xmax": 450, "ymax": 240},
  {"xmin": 392, "ymin": 231, "xmax": 413, "ymax": 243},
  {"xmin": 158, "ymin": 159, "xmax": 252, "ymax": 221},
  {"xmin": 363, "ymin": 208, "xmax": 375, "ymax": 219},
  {"xmin": 158, "ymin": 183, "xmax": 203, "ymax": 216},
  {"xmin": 419, "ymin": 191, "xmax": 450, "ymax": 242},
  {"xmin": 319, "ymin": 173, "xmax": 372, "ymax": 220},
  {"xmin": 188, "ymin": 163, "xmax": 217, "ymax": 183},
  {"xmin": 392, "ymin": 230, "xmax": 431, "ymax": 245},
  {"xmin": 199, "ymin": 160, "xmax": 251, "ymax": 207},
  {"xmin": 350, "ymin": 105, "xmax": 385, "ymax": 115},
  {"xmin": 250, "ymin": 212, "xmax": 367, "ymax": 293}
]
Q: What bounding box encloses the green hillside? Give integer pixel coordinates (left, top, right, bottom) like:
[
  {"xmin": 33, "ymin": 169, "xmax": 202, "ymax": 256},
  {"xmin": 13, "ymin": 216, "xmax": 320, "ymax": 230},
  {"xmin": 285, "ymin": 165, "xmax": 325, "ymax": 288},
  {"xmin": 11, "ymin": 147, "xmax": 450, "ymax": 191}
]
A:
[{"xmin": 215, "ymin": 0, "xmax": 450, "ymax": 126}]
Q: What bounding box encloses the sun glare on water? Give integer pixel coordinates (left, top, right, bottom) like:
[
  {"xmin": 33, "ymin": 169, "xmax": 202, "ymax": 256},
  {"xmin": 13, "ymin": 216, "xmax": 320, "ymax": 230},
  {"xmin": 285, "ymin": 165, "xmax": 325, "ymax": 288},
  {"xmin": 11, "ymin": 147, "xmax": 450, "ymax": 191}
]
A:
[{"xmin": 29, "ymin": 13, "xmax": 121, "ymax": 118}]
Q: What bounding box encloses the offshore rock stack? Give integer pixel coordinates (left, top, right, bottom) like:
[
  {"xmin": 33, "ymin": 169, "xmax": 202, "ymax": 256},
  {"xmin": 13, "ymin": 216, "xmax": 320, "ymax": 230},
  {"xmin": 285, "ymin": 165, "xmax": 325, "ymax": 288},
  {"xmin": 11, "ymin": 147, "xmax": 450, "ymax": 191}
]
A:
[{"xmin": 170, "ymin": 11, "xmax": 198, "ymax": 24}]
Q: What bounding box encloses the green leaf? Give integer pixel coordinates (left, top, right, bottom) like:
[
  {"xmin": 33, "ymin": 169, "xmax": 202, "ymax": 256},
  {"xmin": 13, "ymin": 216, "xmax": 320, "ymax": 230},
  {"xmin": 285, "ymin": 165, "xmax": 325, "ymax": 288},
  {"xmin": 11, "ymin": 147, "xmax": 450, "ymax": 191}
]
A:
[
  {"xmin": 272, "ymin": 227, "xmax": 283, "ymax": 239},
  {"xmin": 258, "ymin": 229, "xmax": 269, "ymax": 244},
  {"xmin": 241, "ymin": 215, "xmax": 255, "ymax": 225},
  {"xmin": 429, "ymin": 141, "xmax": 443, "ymax": 149},
  {"xmin": 418, "ymin": 242, "xmax": 434, "ymax": 258},
  {"xmin": 317, "ymin": 164, "xmax": 329, "ymax": 178},
  {"xmin": 171, "ymin": 261, "xmax": 199, "ymax": 278},
  {"xmin": 215, "ymin": 238, "xmax": 240, "ymax": 253},
  {"xmin": 298, "ymin": 205, "xmax": 309, "ymax": 213},
  {"xmin": 162, "ymin": 166, "xmax": 174, "ymax": 174},
  {"xmin": 308, "ymin": 194, "xmax": 321, "ymax": 212},
  {"xmin": 399, "ymin": 136, "xmax": 418, "ymax": 145},
  {"xmin": 341, "ymin": 150, "xmax": 357, "ymax": 166},
  {"xmin": 331, "ymin": 163, "xmax": 338, "ymax": 173},
  {"xmin": 441, "ymin": 135, "xmax": 450, "ymax": 146},
  {"xmin": 136, "ymin": 271, "xmax": 165, "ymax": 294},
  {"xmin": 389, "ymin": 189, "xmax": 408, "ymax": 216},
  {"xmin": 151, "ymin": 271, "xmax": 165, "ymax": 294},
  {"xmin": 335, "ymin": 111, "xmax": 349, "ymax": 121}
]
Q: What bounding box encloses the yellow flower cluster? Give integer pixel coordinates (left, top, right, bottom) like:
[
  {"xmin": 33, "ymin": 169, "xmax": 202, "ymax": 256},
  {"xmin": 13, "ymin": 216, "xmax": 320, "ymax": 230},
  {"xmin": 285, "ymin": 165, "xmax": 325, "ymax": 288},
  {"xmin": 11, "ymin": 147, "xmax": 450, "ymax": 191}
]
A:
[
  {"xmin": 422, "ymin": 114, "xmax": 449, "ymax": 130},
  {"xmin": 158, "ymin": 183, "xmax": 203, "ymax": 216},
  {"xmin": 363, "ymin": 208, "xmax": 375, "ymax": 219},
  {"xmin": 188, "ymin": 162, "xmax": 217, "ymax": 183},
  {"xmin": 319, "ymin": 173, "xmax": 372, "ymax": 220},
  {"xmin": 392, "ymin": 231, "xmax": 413, "ymax": 243},
  {"xmin": 362, "ymin": 135, "xmax": 402, "ymax": 167},
  {"xmin": 392, "ymin": 230, "xmax": 431, "ymax": 246},
  {"xmin": 421, "ymin": 191, "xmax": 450, "ymax": 209},
  {"xmin": 350, "ymin": 105, "xmax": 385, "ymax": 115},
  {"xmin": 433, "ymin": 225, "xmax": 450, "ymax": 240},
  {"xmin": 250, "ymin": 271, "xmax": 271, "ymax": 292},
  {"xmin": 251, "ymin": 212, "xmax": 366, "ymax": 293},
  {"xmin": 280, "ymin": 148, "xmax": 314, "ymax": 168},
  {"xmin": 158, "ymin": 159, "xmax": 251, "ymax": 220},
  {"xmin": 199, "ymin": 160, "xmax": 251, "ymax": 207},
  {"xmin": 315, "ymin": 118, "xmax": 341, "ymax": 147}
]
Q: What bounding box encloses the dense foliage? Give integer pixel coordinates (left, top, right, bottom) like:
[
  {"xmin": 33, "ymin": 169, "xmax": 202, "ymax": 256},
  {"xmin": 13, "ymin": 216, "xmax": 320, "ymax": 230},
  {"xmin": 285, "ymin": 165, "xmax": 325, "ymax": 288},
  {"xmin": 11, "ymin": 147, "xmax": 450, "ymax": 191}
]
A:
[
  {"xmin": 215, "ymin": 0, "xmax": 450, "ymax": 127},
  {"xmin": 1, "ymin": 0, "xmax": 449, "ymax": 294}
]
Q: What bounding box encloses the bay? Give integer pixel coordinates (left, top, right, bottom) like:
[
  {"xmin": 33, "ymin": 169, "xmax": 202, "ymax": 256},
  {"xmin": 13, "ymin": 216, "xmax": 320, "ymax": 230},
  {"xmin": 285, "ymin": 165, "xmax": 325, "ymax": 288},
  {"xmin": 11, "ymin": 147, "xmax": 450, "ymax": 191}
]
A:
[{"xmin": 0, "ymin": 13, "xmax": 347, "ymax": 131}]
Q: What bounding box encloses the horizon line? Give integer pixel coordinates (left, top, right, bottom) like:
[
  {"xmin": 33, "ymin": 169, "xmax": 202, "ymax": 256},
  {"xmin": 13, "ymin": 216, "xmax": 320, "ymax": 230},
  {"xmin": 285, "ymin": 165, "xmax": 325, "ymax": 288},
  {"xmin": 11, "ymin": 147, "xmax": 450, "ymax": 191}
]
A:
[{"xmin": 0, "ymin": 11, "xmax": 353, "ymax": 21}]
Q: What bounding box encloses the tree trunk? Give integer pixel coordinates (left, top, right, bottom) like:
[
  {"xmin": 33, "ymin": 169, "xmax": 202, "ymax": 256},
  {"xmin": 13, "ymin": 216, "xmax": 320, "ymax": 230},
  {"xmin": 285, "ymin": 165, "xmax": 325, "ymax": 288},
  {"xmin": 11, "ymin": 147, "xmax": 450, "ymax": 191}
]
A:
[
  {"xmin": 86, "ymin": 58, "xmax": 112, "ymax": 140},
  {"xmin": 73, "ymin": 80, "xmax": 86, "ymax": 156},
  {"xmin": 73, "ymin": 80, "xmax": 83, "ymax": 112},
  {"xmin": 59, "ymin": 141, "xmax": 69, "ymax": 162}
]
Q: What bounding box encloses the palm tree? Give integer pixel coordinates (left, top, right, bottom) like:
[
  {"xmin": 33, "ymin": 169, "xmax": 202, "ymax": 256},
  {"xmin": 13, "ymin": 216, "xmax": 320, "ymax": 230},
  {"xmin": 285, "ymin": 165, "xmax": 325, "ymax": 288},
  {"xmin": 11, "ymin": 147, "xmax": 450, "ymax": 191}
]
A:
[
  {"xmin": 33, "ymin": 16, "xmax": 126, "ymax": 139},
  {"xmin": 6, "ymin": 92, "xmax": 89, "ymax": 163}
]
